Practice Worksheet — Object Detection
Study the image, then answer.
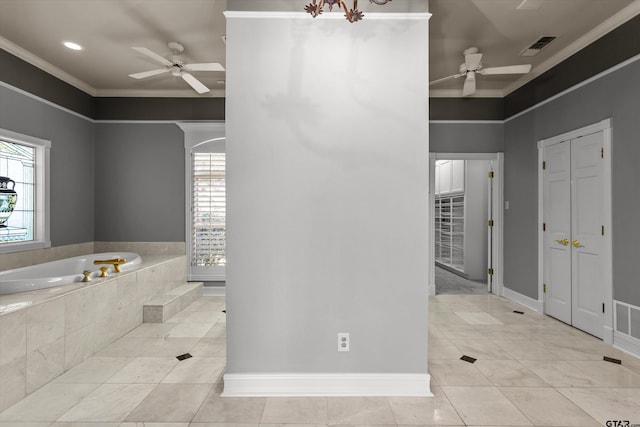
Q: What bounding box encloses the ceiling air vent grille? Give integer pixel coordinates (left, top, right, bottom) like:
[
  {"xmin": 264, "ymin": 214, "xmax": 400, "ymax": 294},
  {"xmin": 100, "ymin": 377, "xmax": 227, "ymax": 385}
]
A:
[{"xmin": 520, "ymin": 36, "xmax": 556, "ymax": 57}]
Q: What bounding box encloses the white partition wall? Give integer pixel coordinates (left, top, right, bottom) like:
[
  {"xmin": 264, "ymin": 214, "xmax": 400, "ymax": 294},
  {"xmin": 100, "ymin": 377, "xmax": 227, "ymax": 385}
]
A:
[{"xmin": 224, "ymin": 0, "xmax": 431, "ymax": 396}]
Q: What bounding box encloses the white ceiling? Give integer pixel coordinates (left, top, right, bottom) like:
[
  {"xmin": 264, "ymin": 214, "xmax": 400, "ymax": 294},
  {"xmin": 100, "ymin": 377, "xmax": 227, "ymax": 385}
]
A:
[{"xmin": 0, "ymin": 0, "xmax": 638, "ymax": 98}]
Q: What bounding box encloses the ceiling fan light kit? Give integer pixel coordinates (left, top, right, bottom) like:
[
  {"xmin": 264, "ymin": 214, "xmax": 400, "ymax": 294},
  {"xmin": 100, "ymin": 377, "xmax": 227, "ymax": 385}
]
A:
[
  {"xmin": 429, "ymin": 46, "xmax": 532, "ymax": 97},
  {"xmin": 304, "ymin": 0, "xmax": 392, "ymax": 23},
  {"xmin": 128, "ymin": 41, "xmax": 224, "ymax": 94}
]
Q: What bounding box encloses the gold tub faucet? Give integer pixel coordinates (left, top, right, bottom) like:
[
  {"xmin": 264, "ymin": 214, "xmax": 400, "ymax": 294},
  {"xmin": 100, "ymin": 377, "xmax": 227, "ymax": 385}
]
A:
[{"xmin": 93, "ymin": 258, "xmax": 126, "ymax": 273}]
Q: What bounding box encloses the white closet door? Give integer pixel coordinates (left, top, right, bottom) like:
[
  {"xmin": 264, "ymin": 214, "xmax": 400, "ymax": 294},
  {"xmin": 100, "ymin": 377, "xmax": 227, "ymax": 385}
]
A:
[
  {"xmin": 543, "ymin": 131, "xmax": 605, "ymax": 338},
  {"xmin": 544, "ymin": 141, "xmax": 572, "ymax": 324},
  {"xmin": 570, "ymin": 132, "xmax": 605, "ymax": 338}
]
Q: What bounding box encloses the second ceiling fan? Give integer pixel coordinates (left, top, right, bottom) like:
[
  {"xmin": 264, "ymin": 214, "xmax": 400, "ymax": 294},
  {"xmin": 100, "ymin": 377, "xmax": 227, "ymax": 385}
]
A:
[{"xmin": 430, "ymin": 47, "xmax": 531, "ymax": 97}]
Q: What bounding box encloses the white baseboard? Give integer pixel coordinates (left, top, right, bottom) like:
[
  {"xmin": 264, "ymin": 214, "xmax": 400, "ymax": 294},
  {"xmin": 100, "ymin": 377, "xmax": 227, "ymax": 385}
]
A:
[
  {"xmin": 202, "ymin": 286, "xmax": 225, "ymax": 296},
  {"xmin": 502, "ymin": 286, "xmax": 543, "ymax": 313},
  {"xmin": 221, "ymin": 373, "xmax": 432, "ymax": 397},
  {"xmin": 614, "ymin": 331, "xmax": 640, "ymax": 359}
]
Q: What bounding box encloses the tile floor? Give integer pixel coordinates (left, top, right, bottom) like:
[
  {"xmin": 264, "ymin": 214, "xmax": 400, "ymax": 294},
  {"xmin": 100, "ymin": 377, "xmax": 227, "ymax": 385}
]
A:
[{"xmin": 2, "ymin": 293, "xmax": 640, "ymax": 426}]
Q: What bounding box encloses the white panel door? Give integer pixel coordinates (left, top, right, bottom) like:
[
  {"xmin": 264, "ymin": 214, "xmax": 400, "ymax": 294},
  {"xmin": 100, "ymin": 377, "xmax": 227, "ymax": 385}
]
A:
[
  {"xmin": 544, "ymin": 141, "xmax": 572, "ymax": 324},
  {"xmin": 570, "ymin": 132, "xmax": 604, "ymax": 338},
  {"xmin": 543, "ymin": 132, "xmax": 605, "ymax": 338}
]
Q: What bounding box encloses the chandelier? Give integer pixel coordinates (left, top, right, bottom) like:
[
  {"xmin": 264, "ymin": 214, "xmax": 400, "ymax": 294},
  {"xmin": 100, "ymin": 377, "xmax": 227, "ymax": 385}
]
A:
[{"xmin": 304, "ymin": 0, "xmax": 392, "ymax": 23}]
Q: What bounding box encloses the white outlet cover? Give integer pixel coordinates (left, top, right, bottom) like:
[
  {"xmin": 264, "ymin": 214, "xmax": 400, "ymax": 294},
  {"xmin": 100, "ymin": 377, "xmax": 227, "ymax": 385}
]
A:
[{"xmin": 338, "ymin": 332, "xmax": 350, "ymax": 352}]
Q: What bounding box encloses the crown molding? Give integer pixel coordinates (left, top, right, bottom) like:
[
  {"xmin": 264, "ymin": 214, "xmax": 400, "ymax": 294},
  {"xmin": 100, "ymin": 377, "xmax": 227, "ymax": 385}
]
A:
[
  {"xmin": 94, "ymin": 88, "xmax": 226, "ymax": 98},
  {"xmin": 0, "ymin": 36, "xmax": 96, "ymax": 96},
  {"xmin": 3, "ymin": 1, "xmax": 638, "ymax": 101},
  {"xmin": 503, "ymin": 0, "xmax": 640, "ymax": 96}
]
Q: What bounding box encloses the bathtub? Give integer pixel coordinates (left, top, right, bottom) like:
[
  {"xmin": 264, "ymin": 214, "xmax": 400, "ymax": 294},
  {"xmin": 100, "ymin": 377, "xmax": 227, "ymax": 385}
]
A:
[{"xmin": 0, "ymin": 252, "xmax": 142, "ymax": 295}]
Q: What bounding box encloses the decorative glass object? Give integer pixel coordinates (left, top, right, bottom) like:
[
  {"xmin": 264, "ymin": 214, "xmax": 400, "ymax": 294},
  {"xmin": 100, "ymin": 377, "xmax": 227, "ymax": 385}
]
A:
[{"xmin": 0, "ymin": 176, "xmax": 17, "ymax": 227}]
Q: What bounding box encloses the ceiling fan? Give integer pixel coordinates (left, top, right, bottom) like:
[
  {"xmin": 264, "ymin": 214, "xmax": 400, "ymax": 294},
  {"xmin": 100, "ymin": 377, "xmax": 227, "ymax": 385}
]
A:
[
  {"xmin": 129, "ymin": 41, "xmax": 224, "ymax": 94},
  {"xmin": 429, "ymin": 47, "xmax": 532, "ymax": 97}
]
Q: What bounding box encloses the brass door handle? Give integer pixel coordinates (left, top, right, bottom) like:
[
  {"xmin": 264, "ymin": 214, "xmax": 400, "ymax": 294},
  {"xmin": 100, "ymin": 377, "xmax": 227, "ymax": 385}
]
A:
[
  {"xmin": 572, "ymin": 240, "xmax": 581, "ymax": 247},
  {"xmin": 555, "ymin": 239, "xmax": 569, "ymax": 246}
]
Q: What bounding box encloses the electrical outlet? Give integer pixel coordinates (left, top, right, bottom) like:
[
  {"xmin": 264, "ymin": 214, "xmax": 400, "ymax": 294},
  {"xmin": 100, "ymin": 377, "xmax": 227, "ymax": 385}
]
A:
[{"xmin": 338, "ymin": 332, "xmax": 350, "ymax": 352}]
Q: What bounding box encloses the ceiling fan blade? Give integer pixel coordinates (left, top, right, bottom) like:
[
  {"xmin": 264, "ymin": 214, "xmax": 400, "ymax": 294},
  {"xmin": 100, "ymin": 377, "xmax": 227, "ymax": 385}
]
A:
[
  {"xmin": 465, "ymin": 53, "xmax": 483, "ymax": 71},
  {"xmin": 462, "ymin": 71, "xmax": 476, "ymax": 97},
  {"xmin": 429, "ymin": 73, "xmax": 464, "ymax": 86},
  {"xmin": 132, "ymin": 47, "xmax": 173, "ymax": 67},
  {"xmin": 184, "ymin": 62, "xmax": 225, "ymax": 72},
  {"xmin": 181, "ymin": 72, "xmax": 210, "ymax": 94},
  {"xmin": 128, "ymin": 68, "xmax": 169, "ymax": 79},
  {"xmin": 480, "ymin": 64, "xmax": 532, "ymax": 75}
]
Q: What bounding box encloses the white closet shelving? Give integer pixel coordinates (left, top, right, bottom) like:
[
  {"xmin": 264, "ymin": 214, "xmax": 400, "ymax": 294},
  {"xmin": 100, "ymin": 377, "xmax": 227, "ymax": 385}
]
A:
[
  {"xmin": 434, "ymin": 159, "xmax": 489, "ymax": 280},
  {"xmin": 434, "ymin": 194, "xmax": 465, "ymax": 272}
]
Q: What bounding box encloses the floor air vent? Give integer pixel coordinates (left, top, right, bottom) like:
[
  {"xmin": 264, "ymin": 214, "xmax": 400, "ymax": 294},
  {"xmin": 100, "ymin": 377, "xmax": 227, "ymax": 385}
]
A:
[
  {"xmin": 460, "ymin": 355, "xmax": 477, "ymax": 364},
  {"xmin": 520, "ymin": 36, "xmax": 556, "ymax": 56}
]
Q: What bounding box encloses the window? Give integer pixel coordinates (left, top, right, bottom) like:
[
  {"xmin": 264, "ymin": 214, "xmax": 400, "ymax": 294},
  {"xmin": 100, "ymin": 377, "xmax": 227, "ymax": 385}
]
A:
[
  {"xmin": 192, "ymin": 152, "xmax": 226, "ymax": 269},
  {"xmin": 0, "ymin": 128, "xmax": 50, "ymax": 253}
]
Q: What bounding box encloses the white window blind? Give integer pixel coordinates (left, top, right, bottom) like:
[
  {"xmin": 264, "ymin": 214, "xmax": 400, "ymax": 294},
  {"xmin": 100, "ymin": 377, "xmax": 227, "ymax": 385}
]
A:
[{"xmin": 192, "ymin": 152, "xmax": 226, "ymax": 267}]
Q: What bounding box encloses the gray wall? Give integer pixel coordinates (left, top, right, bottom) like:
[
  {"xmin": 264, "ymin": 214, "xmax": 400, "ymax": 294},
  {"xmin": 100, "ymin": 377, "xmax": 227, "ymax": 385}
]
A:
[
  {"xmin": 503, "ymin": 58, "xmax": 640, "ymax": 306},
  {"xmin": 430, "ymin": 122, "xmax": 504, "ymax": 153},
  {"xmin": 94, "ymin": 123, "xmax": 185, "ymax": 242},
  {"xmin": 502, "ymin": 114, "xmax": 538, "ymax": 299},
  {"xmin": 0, "ymin": 84, "xmax": 187, "ymax": 248},
  {"xmin": 0, "ymin": 85, "xmax": 94, "ymax": 246}
]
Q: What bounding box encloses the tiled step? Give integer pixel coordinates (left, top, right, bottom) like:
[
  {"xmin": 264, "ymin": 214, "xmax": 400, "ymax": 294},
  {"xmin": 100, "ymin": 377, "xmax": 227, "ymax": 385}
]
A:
[{"xmin": 143, "ymin": 281, "xmax": 203, "ymax": 323}]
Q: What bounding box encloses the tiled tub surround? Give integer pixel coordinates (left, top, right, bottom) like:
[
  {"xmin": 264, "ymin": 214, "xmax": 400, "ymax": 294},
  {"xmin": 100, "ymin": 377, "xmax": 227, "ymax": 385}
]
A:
[
  {"xmin": 0, "ymin": 252, "xmax": 142, "ymax": 295},
  {"xmin": 0, "ymin": 254, "xmax": 188, "ymax": 412},
  {"xmin": 0, "ymin": 241, "xmax": 185, "ymax": 272}
]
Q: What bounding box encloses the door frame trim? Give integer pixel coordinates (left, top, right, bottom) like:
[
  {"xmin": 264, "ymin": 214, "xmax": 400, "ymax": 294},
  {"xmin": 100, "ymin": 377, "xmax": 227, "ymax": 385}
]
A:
[
  {"xmin": 429, "ymin": 152, "xmax": 504, "ymax": 297},
  {"xmin": 537, "ymin": 118, "xmax": 613, "ymax": 343}
]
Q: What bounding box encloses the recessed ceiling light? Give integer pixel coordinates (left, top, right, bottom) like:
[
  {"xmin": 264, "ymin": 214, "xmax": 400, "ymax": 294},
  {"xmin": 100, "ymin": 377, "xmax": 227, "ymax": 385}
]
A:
[{"xmin": 63, "ymin": 41, "xmax": 83, "ymax": 51}]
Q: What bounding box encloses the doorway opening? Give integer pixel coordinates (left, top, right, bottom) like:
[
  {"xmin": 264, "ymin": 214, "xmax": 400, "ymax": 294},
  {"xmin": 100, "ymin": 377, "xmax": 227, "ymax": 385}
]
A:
[
  {"xmin": 429, "ymin": 153, "xmax": 504, "ymax": 296},
  {"xmin": 179, "ymin": 122, "xmax": 227, "ymax": 295}
]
